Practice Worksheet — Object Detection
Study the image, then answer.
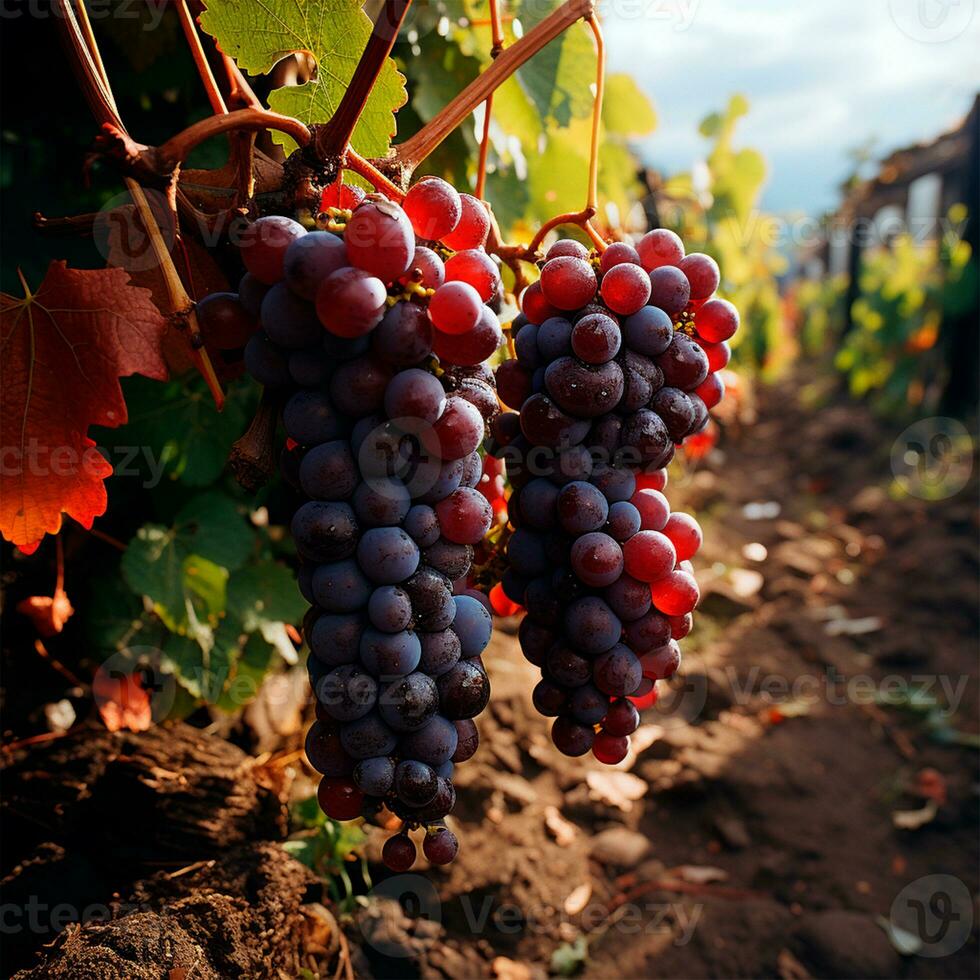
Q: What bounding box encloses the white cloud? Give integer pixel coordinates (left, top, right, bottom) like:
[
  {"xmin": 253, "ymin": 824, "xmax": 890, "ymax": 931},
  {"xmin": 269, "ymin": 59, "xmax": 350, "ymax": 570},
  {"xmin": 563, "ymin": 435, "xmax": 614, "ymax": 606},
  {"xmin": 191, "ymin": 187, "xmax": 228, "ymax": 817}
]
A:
[{"xmin": 602, "ymin": 0, "xmax": 980, "ymax": 212}]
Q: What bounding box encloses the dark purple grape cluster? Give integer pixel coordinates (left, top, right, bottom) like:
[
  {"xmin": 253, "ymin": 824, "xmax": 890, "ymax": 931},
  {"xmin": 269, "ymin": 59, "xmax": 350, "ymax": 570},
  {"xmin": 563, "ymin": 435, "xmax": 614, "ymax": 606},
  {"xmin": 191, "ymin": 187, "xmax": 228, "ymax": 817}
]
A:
[
  {"xmin": 200, "ymin": 180, "xmax": 504, "ymax": 868},
  {"xmin": 492, "ymin": 230, "xmax": 737, "ymax": 764}
]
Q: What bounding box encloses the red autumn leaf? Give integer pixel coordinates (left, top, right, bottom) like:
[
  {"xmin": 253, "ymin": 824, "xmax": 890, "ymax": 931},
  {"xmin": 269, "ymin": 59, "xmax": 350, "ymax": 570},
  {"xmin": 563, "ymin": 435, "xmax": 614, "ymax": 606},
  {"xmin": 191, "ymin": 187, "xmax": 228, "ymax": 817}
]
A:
[
  {"xmin": 99, "ymin": 203, "xmax": 233, "ymax": 376},
  {"xmin": 0, "ymin": 262, "xmax": 169, "ymax": 553},
  {"xmin": 92, "ymin": 668, "xmax": 153, "ymax": 733},
  {"xmin": 17, "ymin": 587, "xmax": 75, "ymax": 637},
  {"xmin": 683, "ymin": 419, "xmax": 718, "ymax": 460},
  {"xmin": 489, "ymin": 582, "xmax": 523, "ymax": 617}
]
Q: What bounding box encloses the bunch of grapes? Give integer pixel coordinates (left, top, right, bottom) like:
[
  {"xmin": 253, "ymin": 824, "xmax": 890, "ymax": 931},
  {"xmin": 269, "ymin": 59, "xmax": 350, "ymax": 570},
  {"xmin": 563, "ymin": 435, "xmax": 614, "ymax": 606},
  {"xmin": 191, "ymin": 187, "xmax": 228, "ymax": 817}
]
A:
[
  {"xmin": 197, "ymin": 178, "xmax": 503, "ymax": 869},
  {"xmin": 491, "ymin": 229, "xmax": 738, "ymax": 763}
]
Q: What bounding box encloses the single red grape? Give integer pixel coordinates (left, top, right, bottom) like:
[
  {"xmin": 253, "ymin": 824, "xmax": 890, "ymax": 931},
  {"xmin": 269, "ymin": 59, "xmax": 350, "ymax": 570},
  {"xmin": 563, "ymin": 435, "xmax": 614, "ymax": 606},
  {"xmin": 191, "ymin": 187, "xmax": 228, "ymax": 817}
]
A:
[
  {"xmin": 546, "ymin": 238, "xmax": 591, "ymax": 261},
  {"xmin": 678, "ymin": 252, "xmax": 720, "ymax": 300},
  {"xmin": 401, "ymin": 245, "xmax": 446, "ymax": 289},
  {"xmin": 662, "ymin": 512, "xmax": 702, "ymax": 561},
  {"xmin": 317, "ymin": 777, "xmax": 364, "ymax": 820},
  {"xmin": 699, "ymin": 339, "xmax": 731, "ymax": 372},
  {"xmin": 593, "ymin": 732, "xmax": 629, "ymax": 764},
  {"xmin": 320, "ymin": 180, "xmax": 366, "ymax": 211},
  {"xmin": 423, "ymin": 826, "xmax": 459, "ymax": 865},
  {"xmin": 650, "ymin": 570, "xmax": 700, "ymax": 615},
  {"xmin": 695, "ymin": 371, "xmax": 725, "ymax": 409},
  {"xmin": 599, "ymin": 241, "xmax": 641, "ymax": 272},
  {"xmin": 570, "ymin": 532, "xmax": 624, "ymax": 587},
  {"xmin": 600, "ymin": 262, "xmax": 651, "ymax": 315},
  {"xmin": 382, "ymin": 833, "xmax": 417, "ymax": 871},
  {"xmin": 315, "ymin": 267, "xmax": 387, "ymax": 337},
  {"xmin": 345, "ymin": 197, "xmax": 415, "ymax": 283},
  {"xmin": 240, "ymin": 215, "xmax": 306, "ymax": 284},
  {"xmin": 443, "ymin": 193, "xmax": 490, "ymax": 250},
  {"xmin": 640, "ymin": 640, "xmax": 681, "ymax": 679},
  {"xmin": 428, "ymin": 281, "xmax": 484, "ymax": 335},
  {"xmin": 648, "ymin": 266, "xmax": 691, "ymax": 316},
  {"xmin": 631, "ymin": 488, "xmax": 669, "ymax": 531},
  {"xmin": 445, "ymin": 248, "xmax": 501, "ymax": 301},
  {"xmin": 622, "ymin": 530, "xmax": 676, "ymax": 583},
  {"xmin": 403, "ymin": 176, "xmax": 462, "ymax": 241},
  {"xmin": 635, "ymin": 469, "xmax": 668, "ymax": 492},
  {"xmin": 571, "ymin": 312, "xmax": 621, "ymax": 364},
  {"xmin": 697, "ymin": 298, "xmax": 740, "ymax": 342},
  {"xmin": 435, "ymin": 487, "xmax": 493, "ymax": 545},
  {"xmin": 602, "ymin": 698, "xmax": 640, "ymax": 737},
  {"xmin": 521, "ymin": 281, "xmax": 560, "ymax": 324},
  {"xmin": 540, "ymin": 256, "xmax": 598, "ymax": 310},
  {"xmin": 667, "ymin": 612, "xmax": 693, "ymax": 640},
  {"xmin": 636, "ymin": 228, "xmax": 684, "ymax": 271}
]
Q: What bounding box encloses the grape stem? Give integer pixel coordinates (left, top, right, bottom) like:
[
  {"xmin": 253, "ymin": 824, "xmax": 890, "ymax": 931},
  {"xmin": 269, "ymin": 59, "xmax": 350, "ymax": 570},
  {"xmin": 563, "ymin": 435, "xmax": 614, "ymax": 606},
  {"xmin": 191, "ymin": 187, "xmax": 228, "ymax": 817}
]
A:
[
  {"xmin": 222, "ymin": 54, "xmax": 263, "ymax": 110},
  {"xmin": 345, "ymin": 149, "xmax": 406, "ymax": 201},
  {"xmin": 97, "ymin": 110, "xmax": 311, "ymax": 184},
  {"xmin": 176, "ymin": 0, "xmax": 227, "ymax": 115},
  {"xmin": 229, "ymin": 387, "xmax": 284, "ymax": 492},
  {"xmin": 160, "ymin": 110, "xmax": 311, "ymax": 169},
  {"xmin": 391, "ymin": 0, "xmax": 596, "ymax": 169},
  {"xmin": 316, "ymin": 0, "xmax": 415, "ymax": 159},
  {"xmin": 485, "ymin": 12, "xmax": 608, "ymax": 271},
  {"xmin": 474, "ymin": 0, "xmax": 505, "ymax": 201},
  {"xmin": 54, "ymin": 0, "xmax": 226, "ymax": 410},
  {"xmin": 585, "ymin": 15, "xmax": 605, "ymax": 221}
]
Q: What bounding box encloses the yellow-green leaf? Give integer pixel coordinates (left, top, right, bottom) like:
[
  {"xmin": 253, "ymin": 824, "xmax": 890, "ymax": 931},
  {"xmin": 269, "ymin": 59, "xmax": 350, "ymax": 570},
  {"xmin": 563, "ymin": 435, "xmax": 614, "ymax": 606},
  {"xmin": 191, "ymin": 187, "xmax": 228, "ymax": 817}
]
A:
[
  {"xmin": 198, "ymin": 0, "xmax": 407, "ymax": 155},
  {"xmin": 603, "ymin": 74, "xmax": 657, "ymax": 137}
]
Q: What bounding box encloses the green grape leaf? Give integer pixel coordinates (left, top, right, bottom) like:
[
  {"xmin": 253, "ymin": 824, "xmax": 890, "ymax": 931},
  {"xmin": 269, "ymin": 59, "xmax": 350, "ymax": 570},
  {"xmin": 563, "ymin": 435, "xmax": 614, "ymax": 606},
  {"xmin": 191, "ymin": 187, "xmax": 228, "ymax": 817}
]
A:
[
  {"xmin": 527, "ymin": 129, "xmax": 588, "ymax": 221},
  {"xmin": 121, "ymin": 493, "xmax": 250, "ymax": 630},
  {"xmin": 227, "ymin": 560, "xmax": 305, "ymax": 630},
  {"xmin": 227, "ymin": 560, "xmax": 306, "ymax": 665},
  {"xmin": 184, "ymin": 555, "xmax": 229, "ymax": 620},
  {"xmin": 175, "ymin": 493, "xmax": 253, "ymax": 571},
  {"xmin": 213, "ymin": 627, "xmax": 275, "ymax": 712},
  {"xmin": 122, "ymin": 524, "xmax": 185, "ymax": 627},
  {"xmin": 602, "ymin": 75, "xmax": 657, "ymax": 137},
  {"xmin": 484, "ymin": 166, "xmax": 532, "ymax": 234},
  {"xmin": 515, "ymin": 0, "xmax": 596, "ymax": 128},
  {"xmin": 488, "ymin": 74, "xmax": 546, "ymax": 146},
  {"xmin": 162, "ymin": 631, "xmax": 233, "ymax": 702},
  {"xmin": 198, "ymin": 0, "xmax": 407, "ymax": 155},
  {"xmin": 410, "ymin": 37, "xmax": 481, "ymax": 124},
  {"xmin": 84, "ymin": 572, "xmax": 151, "ymax": 657},
  {"xmin": 108, "ymin": 376, "xmax": 254, "ymax": 488}
]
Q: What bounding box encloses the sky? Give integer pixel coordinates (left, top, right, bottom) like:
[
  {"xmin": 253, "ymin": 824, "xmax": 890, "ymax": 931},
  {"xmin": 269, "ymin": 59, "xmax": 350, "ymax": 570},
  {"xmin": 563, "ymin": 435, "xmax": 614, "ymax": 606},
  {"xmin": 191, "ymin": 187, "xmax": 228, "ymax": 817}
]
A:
[{"xmin": 601, "ymin": 0, "xmax": 980, "ymax": 215}]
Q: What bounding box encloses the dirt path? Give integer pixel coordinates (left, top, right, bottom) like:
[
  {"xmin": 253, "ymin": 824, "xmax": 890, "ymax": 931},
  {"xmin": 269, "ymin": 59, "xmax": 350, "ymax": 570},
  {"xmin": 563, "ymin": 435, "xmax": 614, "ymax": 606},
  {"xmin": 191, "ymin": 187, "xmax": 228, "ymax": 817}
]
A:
[{"xmin": 352, "ymin": 379, "xmax": 979, "ymax": 979}]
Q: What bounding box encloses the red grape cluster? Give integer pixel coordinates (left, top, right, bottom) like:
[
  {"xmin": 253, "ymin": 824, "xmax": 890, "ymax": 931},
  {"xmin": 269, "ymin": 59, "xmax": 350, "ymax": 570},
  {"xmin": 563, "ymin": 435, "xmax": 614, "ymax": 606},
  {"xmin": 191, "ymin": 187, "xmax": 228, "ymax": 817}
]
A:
[
  {"xmin": 491, "ymin": 229, "xmax": 737, "ymax": 763},
  {"xmin": 198, "ymin": 178, "xmax": 503, "ymax": 869}
]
